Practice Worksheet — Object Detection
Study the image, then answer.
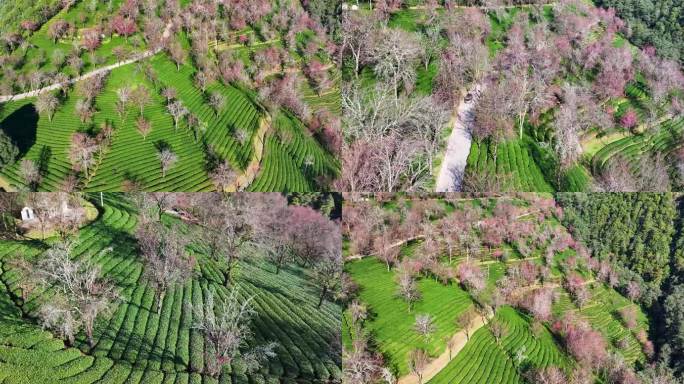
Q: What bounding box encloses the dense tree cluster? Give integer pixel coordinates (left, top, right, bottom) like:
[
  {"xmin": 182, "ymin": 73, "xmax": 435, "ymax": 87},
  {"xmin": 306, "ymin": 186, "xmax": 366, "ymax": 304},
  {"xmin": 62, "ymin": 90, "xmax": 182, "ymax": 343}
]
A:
[
  {"xmin": 339, "ymin": 8, "xmax": 459, "ymax": 191},
  {"xmin": 557, "ymin": 193, "xmax": 675, "ymax": 293},
  {"xmin": 558, "ymin": 192, "xmax": 684, "ymax": 379},
  {"xmin": 134, "ymin": 192, "xmax": 342, "ymax": 308},
  {"xmin": 0, "ymin": 130, "xmax": 19, "ymax": 170},
  {"xmin": 593, "ymin": 0, "xmax": 683, "ymax": 63}
]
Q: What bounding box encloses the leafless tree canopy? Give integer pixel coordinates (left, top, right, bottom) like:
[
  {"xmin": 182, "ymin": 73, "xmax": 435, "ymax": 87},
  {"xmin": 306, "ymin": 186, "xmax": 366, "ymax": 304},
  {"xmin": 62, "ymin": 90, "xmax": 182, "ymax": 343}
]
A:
[
  {"xmin": 135, "ymin": 220, "xmax": 195, "ymax": 313},
  {"xmin": 33, "ymin": 240, "xmax": 119, "ymax": 347},
  {"xmin": 192, "ymin": 288, "xmax": 277, "ymax": 377}
]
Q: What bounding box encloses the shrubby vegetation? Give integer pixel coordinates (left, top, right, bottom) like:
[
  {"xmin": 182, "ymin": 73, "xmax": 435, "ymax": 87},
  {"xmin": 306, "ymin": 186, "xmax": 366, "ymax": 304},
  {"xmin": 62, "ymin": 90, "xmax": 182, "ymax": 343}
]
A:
[
  {"xmin": 593, "ymin": 0, "xmax": 683, "ymax": 63},
  {"xmin": 0, "ymin": 130, "xmax": 18, "ymax": 169},
  {"xmin": 559, "ymin": 193, "xmax": 684, "ymax": 379}
]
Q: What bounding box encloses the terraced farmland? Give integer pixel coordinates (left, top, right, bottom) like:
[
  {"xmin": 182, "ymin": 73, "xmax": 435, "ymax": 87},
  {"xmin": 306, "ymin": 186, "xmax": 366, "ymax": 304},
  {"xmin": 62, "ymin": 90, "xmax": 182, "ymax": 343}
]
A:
[
  {"xmin": 429, "ymin": 306, "xmax": 568, "ymax": 384},
  {"xmin": 0, "ymin": 193, "xmax": 341, "ymax": 383},
  {"xmin": 0, "ymin": 52, "xmax": 339, "ymax": 191},
  {"xmin": 465, "ymin": 139, "xmax": 554, "ymax": 192},
  {"xmin": 0, "ymin": 0, "xmax": 145, "ymax": 81},
  {"xmin": 0, "ymin": 63, "xmax": 215, "ymax": 191},
  {"xmin": 552, "ymin": 285, "xmax": 648, "ymax": 365},
  {"xmin": 343, "ymin": 195, "xmax": 654, "ymax": 384},
  {"xmin": 591, "ymin": 116, "xmax": 684, "ymax": 178},
  {"xmin": 249, "ymin": 113, "xmax": 339, "ymax": 192},
  {"xmin": 0, "ymin": 0, "xmax": 341, "ymax": 192}
]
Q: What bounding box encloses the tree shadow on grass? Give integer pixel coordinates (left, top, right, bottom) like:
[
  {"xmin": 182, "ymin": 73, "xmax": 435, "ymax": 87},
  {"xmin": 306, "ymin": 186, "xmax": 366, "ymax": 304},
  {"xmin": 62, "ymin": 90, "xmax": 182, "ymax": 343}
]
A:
[
  {"xmin": 84, "ymin": 321, "xmax": 190, "ymax": 372},
  {"xmin": 0, "ymin": 104, "xmax": 38, "ymax": 157},
  {"xmin": 244, "ymin": 278, "xmax": 308, "ymax": 307},
  {"xmin": 250, "ymin": 312, "xmax": 341, "ymax": 381},
  {"xmin": 155, "ymin": 140, "xmax": 171, "ymax": 152},
  {"xmin": 37, "ymin": 145, "xmax": 51, "ymax": 177}
]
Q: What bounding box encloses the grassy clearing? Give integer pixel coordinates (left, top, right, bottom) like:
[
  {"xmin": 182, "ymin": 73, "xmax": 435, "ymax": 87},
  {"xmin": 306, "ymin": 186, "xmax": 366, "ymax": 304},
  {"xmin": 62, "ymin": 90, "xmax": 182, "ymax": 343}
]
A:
[{"xmin": 345, "ymin": 257, "xmax": 473, "ymax": 376}]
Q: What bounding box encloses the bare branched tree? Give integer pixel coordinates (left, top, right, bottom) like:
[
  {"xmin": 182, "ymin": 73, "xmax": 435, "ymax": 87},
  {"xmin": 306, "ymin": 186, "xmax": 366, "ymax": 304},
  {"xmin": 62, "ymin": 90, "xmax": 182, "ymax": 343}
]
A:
[
  {"xmin": 489, "ymin": 318, "xmax": 508, "ymax": 345},
  {"xmin": 370, "ymin": 28, "xmax": 423, "ymax": 101},
  {"xmin": 408, "ymin": 349, "xmax": 429, "ymax": 384},
  {"xmin": 311, "ymin": 248, "xmax": 343, "ymax": 308},
  {"xmin": 414, "ymin": 314, "xmax": 436, "ymax": 342},
  {"xmin": 397, "ymin": 270, "xmax": 421, "ymax": 313},
  {"xmin": 34, "ymin": 240, "xmax": 119, "ymax": 348},
  {"xmin": 193, "ymin": 288, "xmax": 277, "ymax": 377},
  {"xmin": 158, "ymin": 148, "xmax": 178, "ymax": 178},
  {"xmin": 135, "ymin": 222, "xmax": 195, "ymax": 313},
  {"xmin": 192, "ymin": 194, "xmax": 254, "ymax": 285}
]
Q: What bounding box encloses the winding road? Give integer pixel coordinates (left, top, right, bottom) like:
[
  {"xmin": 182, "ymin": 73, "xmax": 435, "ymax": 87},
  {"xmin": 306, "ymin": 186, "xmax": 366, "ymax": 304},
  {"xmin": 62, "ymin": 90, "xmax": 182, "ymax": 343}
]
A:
[
  {"xmin": 0, "ymin": 22, "xmax": 173, "ymax": 103},
  {"xmin": 435, "ymin": 84, "xmax": 482, "ymax": 192}
]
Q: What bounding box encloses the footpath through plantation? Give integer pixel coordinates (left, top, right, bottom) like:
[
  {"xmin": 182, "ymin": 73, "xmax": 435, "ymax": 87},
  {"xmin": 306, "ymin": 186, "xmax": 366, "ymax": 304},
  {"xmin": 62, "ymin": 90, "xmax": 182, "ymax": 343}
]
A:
[
  {"xmin": 0, "ymin": 192, "xmax": 342, "ymax": 384},
  {"xmin": 342, "ymin": 194, "xmax": 654, "ymax": 384}
]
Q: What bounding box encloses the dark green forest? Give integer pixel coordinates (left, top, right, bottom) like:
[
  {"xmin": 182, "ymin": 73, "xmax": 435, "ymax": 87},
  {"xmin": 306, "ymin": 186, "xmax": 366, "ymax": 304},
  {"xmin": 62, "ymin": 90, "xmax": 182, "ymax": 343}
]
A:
[
  {"xmin": 558, "ymin": 193, "xmax": 684, "ymax": 378},
  {"xmin": 594, "ymin": 0, "xmax": 684, "ymax": 63}
]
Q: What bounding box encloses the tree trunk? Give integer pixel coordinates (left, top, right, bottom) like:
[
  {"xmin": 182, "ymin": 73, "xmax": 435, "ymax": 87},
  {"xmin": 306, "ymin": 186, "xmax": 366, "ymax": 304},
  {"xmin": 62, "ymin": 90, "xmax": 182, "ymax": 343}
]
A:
[
  {"xmin": 492, "ymin": 141, "xmax": 499, "ymax": 165},
  {"xmin": 66, "ymin": 334, "xmax": 75, "ymax": 347},
  {"xmin": 317, "ymin": 286, "xmax": 328, "ymax": 308},
  {"xmin": 157, "ymin": 291, "xmax": 165, "ymax": 314},
  {"xmin": 223, "ymin": 267, "xmax": 232, "ymax": 287},
  {"xmin": 87, "ymin": 331, "xmax": 94, "ymax": 348},
  {"xmin": 393, "ymin": 76, "xmax": 399, "ymax": 103}
]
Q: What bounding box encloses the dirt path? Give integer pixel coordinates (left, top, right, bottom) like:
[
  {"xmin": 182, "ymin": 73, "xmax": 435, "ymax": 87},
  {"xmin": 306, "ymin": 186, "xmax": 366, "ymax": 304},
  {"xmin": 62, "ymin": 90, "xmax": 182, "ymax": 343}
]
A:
[
  {"xmin": 435, "ymin": 84, "xmax": 481, "ymax": 192},
  {"xmin": 0, "ymin": 22, "xmax": 173, "ymax": 103},
  {"xmin": 398, "ymin": 312, "xmax": 493, "ymax": 384},
  {"xmin": 225, "ymin": 113, "xmax": 271, "ymax": 192},
  {"xmin": 345, "ymin": 235, "xmax": 426, "ymax": 261},
  {"xmin": 0, "ymin": 175, "xmax": 15, "ymax": 192},
  {"xmin": 213, "ymin": 38, "xmax": 281, "ymax": 51},
  {"xmin": 407, "ymin": 2, "xmax": 556, "ymax": 10}
]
